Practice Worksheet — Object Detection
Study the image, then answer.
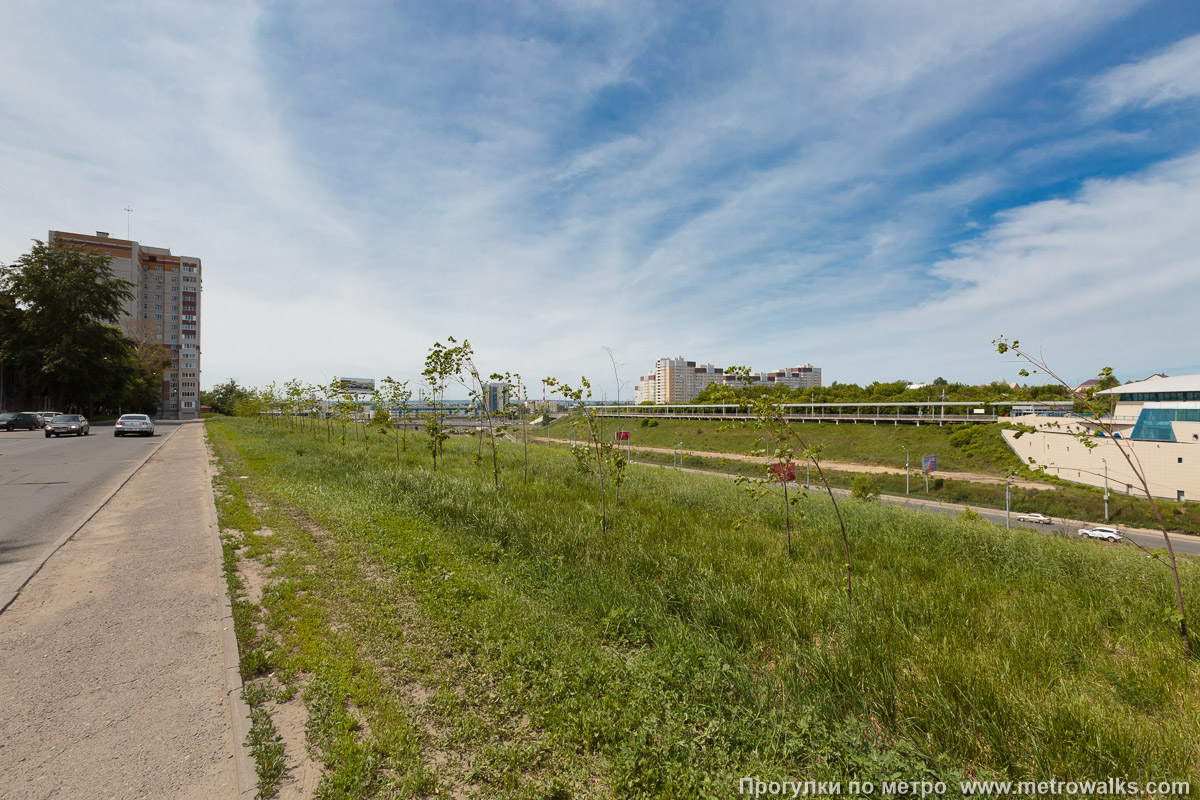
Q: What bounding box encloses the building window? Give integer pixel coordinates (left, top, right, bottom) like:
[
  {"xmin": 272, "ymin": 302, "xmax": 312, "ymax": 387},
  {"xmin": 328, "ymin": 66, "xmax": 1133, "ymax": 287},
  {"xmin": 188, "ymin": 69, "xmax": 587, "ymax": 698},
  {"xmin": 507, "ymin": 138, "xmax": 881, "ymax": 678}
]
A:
[
  {"xmin": 1179, "ymin": 457, "xmax": 1184, "ymax": 464},
  {"xmin": 1179, "ymin": 490, "xmax": 1186, "ymax": 502}
]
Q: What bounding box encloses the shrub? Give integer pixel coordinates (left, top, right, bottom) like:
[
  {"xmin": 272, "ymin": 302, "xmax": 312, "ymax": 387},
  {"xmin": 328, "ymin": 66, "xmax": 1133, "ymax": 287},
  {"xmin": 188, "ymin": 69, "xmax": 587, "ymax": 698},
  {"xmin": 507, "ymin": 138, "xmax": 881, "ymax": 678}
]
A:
[{"xmin": 850, "ymin": 475, "xmax": 878, "ymax": 501}]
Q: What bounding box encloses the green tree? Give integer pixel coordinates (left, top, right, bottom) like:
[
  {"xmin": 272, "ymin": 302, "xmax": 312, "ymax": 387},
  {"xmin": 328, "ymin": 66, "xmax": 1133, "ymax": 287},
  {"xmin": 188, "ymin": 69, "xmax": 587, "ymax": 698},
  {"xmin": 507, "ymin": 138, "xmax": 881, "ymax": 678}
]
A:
[
  {"xmin": 0, "ymin": 239, "xmax": 138, "ymax": 413},
  {"xmin": 374, "ymin": 376, "xmax": 413, "ymax": 462},
  {"xmin": 199, "ymin": 382, "xmax": 238, "ymax": 415},
  {"xmin": 422, "ymin": 338, "xmax": 466, "ymax": 471}
]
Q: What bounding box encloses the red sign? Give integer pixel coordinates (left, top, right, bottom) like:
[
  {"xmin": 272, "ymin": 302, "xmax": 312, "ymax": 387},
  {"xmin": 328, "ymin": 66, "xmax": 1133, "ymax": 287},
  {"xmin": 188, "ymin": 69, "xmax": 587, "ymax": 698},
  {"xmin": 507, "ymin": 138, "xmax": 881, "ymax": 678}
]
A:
[
  {"xmin": 770, "ymin": 462, "xmax": 797, "ymax": 482},
  {"xmin": 615, "ymin": 431, "xmax": 630, "ymax": 441}
]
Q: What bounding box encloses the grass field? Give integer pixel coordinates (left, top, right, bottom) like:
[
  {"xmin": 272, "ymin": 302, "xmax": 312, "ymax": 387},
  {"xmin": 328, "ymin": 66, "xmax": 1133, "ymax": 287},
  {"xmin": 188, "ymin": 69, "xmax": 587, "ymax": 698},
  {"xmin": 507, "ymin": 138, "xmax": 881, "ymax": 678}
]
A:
[
  {"xmin": 208, "ymin": 416, "xmax": 1200, "ymax": 798},
  {"xmin": 540, "ymin": 416, "xmax": 1200, "ymax": 535},
  {"xmin": 540, "ymin": 415, "xmax": 1025, "ymax": 475}
]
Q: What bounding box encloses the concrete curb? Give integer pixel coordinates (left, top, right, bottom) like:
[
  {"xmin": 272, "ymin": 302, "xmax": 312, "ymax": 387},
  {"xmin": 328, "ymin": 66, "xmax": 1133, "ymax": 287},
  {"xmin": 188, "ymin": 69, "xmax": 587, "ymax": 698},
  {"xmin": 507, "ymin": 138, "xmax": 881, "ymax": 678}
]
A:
[
  {"xmin": 201, "ymin": 424, "xmax": 257, "ymax": 799},
  {"xmin": 0, "ymin": 424, "xmax": 185, "ymax": 614}
]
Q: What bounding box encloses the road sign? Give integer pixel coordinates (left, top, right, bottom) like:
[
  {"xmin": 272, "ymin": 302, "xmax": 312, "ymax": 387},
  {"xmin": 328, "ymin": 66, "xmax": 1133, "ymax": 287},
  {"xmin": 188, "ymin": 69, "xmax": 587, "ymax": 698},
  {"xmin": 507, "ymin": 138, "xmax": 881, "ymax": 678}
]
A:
[
  {"xmin": 922, "ymin": 454, "xmax": 938, "ymax": 473},
  {"xmin": 770, "ymin": 462, "xmax": 797, "ymax": 482}
]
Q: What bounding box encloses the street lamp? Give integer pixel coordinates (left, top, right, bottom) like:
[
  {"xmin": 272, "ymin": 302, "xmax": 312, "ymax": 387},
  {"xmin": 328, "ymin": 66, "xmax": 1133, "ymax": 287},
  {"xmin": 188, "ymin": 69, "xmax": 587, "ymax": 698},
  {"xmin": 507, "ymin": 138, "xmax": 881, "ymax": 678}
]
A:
[
  {"xmin": 1006, "ymin": 472, "xmax": 1017, "ymax": 530},
  {"xmin": 1102, "ymin": 458, "xmax": 1109, "ymax": 522},
  {"xmin": 901, "ymin": 445, "xmax": 910, "ymax": 496}
]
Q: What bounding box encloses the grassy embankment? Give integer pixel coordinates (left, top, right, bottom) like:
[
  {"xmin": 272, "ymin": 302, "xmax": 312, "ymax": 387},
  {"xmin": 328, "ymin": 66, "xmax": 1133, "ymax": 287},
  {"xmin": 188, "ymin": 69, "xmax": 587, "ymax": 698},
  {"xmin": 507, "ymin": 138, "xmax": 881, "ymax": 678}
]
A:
[
  {"xmin": 538, "ymin": 415, "xmax": 1200, "ymax": 535},
  {"xmin": 208, "ymin": 415, "xmax": 1200, "ymax": 798}
]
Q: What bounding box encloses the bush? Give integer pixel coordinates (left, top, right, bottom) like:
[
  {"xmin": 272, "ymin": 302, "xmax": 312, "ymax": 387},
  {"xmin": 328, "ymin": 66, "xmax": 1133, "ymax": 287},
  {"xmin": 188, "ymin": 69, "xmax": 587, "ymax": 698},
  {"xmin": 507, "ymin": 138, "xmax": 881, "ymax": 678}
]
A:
[{"xmin": 850, "ymin": 475, "xmax": 878, "ymax": 501}]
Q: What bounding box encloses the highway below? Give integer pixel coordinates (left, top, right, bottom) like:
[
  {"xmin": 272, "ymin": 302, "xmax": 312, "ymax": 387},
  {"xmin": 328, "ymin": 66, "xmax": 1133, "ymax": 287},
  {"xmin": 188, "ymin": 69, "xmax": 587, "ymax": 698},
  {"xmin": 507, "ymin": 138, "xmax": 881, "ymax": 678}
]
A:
[{"xmin": 0, "ymin": 421, "xmax": 185, "ymax": 609}]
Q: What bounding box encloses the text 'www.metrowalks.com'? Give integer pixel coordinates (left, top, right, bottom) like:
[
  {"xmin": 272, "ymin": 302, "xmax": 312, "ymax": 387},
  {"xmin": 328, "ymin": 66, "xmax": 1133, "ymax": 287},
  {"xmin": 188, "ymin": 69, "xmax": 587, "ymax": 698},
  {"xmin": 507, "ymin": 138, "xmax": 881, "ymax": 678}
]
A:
[{"xmin": 739, "ymin": 777, "xmax": 1191, "ymax": 797}]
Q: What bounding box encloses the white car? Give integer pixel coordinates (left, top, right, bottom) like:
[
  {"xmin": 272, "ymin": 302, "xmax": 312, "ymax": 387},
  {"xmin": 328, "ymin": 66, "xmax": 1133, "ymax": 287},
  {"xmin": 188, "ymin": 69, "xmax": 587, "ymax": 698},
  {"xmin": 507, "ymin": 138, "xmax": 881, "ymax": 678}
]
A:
[
  {"xmin": 114, "ymin": 414, "xmax": 155, "ymax": 437},
  {"xmin": 1078, "ymin": 526, "xmax": 1123, "ymax": 543},
  {"xmin": 1015, "ymin": 513, "xmax": 1053, "ymax": 525}
]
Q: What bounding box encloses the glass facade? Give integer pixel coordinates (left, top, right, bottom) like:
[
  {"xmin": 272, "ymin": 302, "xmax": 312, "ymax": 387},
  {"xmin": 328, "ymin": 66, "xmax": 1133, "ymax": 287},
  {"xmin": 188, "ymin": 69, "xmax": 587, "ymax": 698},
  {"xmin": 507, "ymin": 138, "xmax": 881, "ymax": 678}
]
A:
[
  {"xmin": 1119, "ymin": 391, "xmax": 1200, "ymax": 402},
  {"xmin": 1130, "ymin": 408, "xmax": 1200, "ymax": 441}
]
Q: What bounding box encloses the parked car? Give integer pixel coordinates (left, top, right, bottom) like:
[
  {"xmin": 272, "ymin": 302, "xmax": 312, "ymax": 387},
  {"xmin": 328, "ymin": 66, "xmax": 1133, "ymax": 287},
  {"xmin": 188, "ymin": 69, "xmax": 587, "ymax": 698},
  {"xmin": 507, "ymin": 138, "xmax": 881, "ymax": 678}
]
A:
[
  {"xmin": 36, "ymin": 411, "xmax": 61, "ymax": 428},
  {"xmin": 114, "ymin": 414, "xmax": 155, "ymax": 437},
  {"xmin": 2, "ymin": 412, "xmax": 44, "ymax": 431},
  {"xmin": 1015, "ymin": 512, "xmax": 1053, "ymax": 524},
  {"xmin": 1078, "ymin": 526, "xmax": 1123, "ymax": 543},
  {"xmin": 46, "ymin": 414, "xmax": 90, "ymax": 437}
]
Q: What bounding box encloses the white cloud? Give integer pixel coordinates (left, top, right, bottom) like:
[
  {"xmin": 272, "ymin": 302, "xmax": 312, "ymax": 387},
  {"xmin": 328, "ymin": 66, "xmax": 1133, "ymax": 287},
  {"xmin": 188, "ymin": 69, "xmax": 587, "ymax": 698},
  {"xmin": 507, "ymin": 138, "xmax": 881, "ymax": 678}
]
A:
[
  {"xmin": 1087, "ymin": 33, "xmax": 1200, "ymax": 115},
  {"xmin": 3, "ymin": 0, "xmax": 1194, "ymax": 399},
  {"xmin": 872, "ymin": 150, "xmax": 1200, "ymax": 382}
]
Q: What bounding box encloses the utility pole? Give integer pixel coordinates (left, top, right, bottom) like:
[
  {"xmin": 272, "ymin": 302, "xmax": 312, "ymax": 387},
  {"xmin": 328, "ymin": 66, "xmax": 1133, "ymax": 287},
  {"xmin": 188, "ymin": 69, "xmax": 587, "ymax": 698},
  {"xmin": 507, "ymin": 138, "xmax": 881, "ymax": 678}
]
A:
[
  {"xmin": 124, "ymin": 206, "xmax": 133, "ymax": 239},
  {"xmin": 902, "ymin": 445, "xmax": 910, "ymax": 495}
]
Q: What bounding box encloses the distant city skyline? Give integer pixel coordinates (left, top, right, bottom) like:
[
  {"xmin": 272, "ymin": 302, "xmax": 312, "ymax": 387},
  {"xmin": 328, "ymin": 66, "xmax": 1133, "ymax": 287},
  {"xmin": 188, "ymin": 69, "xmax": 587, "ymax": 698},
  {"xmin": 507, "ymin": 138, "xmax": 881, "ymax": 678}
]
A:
[{"xmin": 2, "ymin": 3, "xmax": 1199, "ymax": 397}]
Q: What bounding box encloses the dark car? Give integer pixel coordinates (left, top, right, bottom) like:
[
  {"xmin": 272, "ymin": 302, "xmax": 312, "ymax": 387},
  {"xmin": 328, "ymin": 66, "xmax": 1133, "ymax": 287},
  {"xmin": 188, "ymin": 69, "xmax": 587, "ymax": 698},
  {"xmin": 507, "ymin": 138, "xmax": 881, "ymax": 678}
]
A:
[
  {"xmin": 2, "ymin": 412, "xmax": 44, "ymax": 431},
  {"xmin": 46, "ymin": 414, "xmax": 90, "ymax": 437}
]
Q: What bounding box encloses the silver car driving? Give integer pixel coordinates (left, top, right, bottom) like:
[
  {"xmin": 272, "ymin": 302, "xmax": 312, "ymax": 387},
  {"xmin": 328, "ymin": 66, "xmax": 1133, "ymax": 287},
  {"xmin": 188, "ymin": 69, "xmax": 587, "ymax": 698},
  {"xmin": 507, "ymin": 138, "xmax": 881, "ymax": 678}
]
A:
[{"xmin": 114, "ymin": 414, "xmax": 155, "ymax": 437}]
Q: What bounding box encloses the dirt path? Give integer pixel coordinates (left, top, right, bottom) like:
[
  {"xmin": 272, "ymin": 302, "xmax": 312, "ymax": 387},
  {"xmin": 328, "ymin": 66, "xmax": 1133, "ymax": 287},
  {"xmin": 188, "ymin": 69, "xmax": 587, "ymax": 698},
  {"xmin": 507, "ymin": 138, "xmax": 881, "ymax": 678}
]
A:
[{"xmin": 542, "ymin": 435, "xmax": 1047, "ymax": 491}]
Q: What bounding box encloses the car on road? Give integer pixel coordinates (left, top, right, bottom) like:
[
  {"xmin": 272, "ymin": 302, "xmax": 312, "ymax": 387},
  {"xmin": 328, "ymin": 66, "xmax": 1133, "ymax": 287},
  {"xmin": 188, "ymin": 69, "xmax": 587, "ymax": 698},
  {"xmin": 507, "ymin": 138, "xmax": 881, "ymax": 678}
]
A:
[
  {"xmin": 1078, "ymin": 526, "xmax": 1123, "ymax": 543},
  {"xmin": 114, "ymin": 414, "xmax": 155, "ymax": 437},
  {"xmin": 1015, "ymin": 512, "xmax": 1053, "ymax": 524},
  {"xmin": 2, "ymin": 412, "xmax": 44, "ymax": 431},
  {"xmin": 46, "ymin": 414, "xmax": 90, "ymax": 437},
  {"xmin": 35, "ymin": 412, "xmax": 60, "ymax": 431}
]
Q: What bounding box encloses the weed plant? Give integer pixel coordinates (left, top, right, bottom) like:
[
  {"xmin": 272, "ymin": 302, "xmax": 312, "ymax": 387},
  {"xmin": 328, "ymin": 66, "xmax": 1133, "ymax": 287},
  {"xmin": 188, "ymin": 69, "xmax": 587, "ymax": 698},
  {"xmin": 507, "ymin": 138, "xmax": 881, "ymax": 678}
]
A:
[{"xmin": 208, "ymin": 417, "xmax": 1200, "ymax": 796}]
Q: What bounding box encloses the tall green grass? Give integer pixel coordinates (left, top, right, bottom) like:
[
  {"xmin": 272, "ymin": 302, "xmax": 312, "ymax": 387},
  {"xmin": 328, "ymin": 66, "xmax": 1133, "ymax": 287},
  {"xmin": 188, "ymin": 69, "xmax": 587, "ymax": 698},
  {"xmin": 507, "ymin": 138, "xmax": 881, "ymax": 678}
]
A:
[{"xmin": 209, "ymin": 417, "xmax": 1200, "ymax": 796}]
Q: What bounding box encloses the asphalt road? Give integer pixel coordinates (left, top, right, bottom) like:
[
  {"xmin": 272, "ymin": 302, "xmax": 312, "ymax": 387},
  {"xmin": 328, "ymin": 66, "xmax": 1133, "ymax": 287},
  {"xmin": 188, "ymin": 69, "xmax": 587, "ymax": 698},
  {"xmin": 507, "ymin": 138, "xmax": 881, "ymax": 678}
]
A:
[{"xmin": 0, "ymin": 420, "xmax": 185, "ymax": 604}]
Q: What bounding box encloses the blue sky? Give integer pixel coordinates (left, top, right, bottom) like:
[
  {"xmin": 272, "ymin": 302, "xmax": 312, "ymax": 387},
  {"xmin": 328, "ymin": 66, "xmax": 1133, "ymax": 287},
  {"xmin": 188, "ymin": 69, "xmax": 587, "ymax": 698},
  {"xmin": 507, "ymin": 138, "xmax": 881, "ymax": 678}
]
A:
[{"xmin": 2, "ymin": 1, "xmax": 1199, "ymax": 398}]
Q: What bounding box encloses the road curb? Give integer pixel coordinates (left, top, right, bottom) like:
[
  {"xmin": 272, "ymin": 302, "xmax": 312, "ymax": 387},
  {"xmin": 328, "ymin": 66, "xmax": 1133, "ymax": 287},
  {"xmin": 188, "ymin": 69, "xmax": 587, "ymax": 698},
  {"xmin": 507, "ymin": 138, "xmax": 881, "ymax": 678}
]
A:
[
  {"xmin": 201, "ymin": 424, "xmax": 257, "ymax": 799},
  {"xmin": 0, "ymin": 423, "xmax": 184, "ymax": 614}
]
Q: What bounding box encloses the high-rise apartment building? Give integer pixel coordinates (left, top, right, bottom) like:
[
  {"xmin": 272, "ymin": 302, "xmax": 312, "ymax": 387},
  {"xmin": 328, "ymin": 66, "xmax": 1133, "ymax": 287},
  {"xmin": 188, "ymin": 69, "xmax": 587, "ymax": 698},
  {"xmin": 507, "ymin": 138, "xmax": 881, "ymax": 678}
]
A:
[
  {"xmin": 634, "ymin": 357, "xmax": 821, "ymax": 404},
  {"xmin": 50, "ymin": 230, "xmax": 202, "ymax": 420}
]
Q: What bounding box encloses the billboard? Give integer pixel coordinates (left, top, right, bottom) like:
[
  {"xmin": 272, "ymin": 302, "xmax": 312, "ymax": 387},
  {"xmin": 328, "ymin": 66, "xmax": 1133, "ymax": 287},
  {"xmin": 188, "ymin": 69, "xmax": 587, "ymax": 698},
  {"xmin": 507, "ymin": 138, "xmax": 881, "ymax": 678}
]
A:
[
  {"xmin": 334, "ymin": 376, "xmax": 375, "ymax": 395},
  {"xmin": 770, "ymin": 462, "xmax": 797, "ymax": 483},
  {"xmin": 615, "ymin": 431, "xmax": 630, "ymax": 441},
  {"xmin": 922, "ymin": 454, "xmax": 938, "ymax": 473}
]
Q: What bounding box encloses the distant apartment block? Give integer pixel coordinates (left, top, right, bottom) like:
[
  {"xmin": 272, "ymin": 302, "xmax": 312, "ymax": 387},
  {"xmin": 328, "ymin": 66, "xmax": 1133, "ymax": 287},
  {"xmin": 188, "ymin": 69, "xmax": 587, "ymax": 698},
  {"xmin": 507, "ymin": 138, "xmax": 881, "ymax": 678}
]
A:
[
  {"xmin": 482, "ymin": 381, "xmax": 511, "ymax": 414},
  {"xmin": 634, "ymin": 357, "xmax": 821, "ymax": 404},
  {"xmin": 50, "ymin": 230, "xmax": 202, "ymax": 420}
]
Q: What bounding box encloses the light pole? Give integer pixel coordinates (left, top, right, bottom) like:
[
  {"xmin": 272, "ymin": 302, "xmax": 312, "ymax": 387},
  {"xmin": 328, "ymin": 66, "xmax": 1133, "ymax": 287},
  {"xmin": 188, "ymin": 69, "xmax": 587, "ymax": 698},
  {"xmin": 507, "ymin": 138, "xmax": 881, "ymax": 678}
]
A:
[
  {"xmin": 902, "ymin": 445, "xmax": 910, "ymax": 496},
  {"xmin": 1006, "ymin": 472, "xmax": 1016, "ymax": 530},
  {"xmin": 1102, "ymin": 458, "xmax": 1109, "ymax": 522}
]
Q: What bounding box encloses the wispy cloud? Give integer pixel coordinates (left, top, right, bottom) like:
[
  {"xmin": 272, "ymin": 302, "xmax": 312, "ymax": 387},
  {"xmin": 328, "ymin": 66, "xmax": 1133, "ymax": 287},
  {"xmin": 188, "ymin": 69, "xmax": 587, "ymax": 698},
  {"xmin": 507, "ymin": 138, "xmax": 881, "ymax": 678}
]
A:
[
  {"xmin": 1086, "ymin": 32, "xmax": 1200, "ymax": 116},
  {"xmin": 1, "ymin": 1, "xmax": 1197, "ymax": 395}
]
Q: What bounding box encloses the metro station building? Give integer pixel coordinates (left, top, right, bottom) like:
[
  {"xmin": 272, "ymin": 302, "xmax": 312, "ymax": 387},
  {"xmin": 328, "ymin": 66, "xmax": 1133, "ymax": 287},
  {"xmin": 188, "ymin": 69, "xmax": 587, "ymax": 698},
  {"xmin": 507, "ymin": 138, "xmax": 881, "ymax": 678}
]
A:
[{"xmin": 1001, "ymin": 374, "xmax": 1200, "ymax": 502}]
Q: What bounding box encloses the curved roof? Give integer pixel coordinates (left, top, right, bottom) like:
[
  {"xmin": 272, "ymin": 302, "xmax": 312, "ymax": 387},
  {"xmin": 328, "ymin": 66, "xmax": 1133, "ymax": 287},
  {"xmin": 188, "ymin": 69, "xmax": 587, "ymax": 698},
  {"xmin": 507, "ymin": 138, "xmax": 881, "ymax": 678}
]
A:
[{"xmin": 1099, "ymin": 374, "xmax": 1200, "ymax": 395}]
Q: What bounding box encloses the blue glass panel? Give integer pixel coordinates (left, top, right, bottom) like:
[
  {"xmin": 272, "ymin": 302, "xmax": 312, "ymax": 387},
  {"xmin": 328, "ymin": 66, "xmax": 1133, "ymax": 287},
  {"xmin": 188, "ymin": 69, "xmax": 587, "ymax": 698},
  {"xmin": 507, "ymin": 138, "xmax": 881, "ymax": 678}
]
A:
[{"xmin": 1131, "ymin": 408, "xmax": 1181, "ymax": 441}]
